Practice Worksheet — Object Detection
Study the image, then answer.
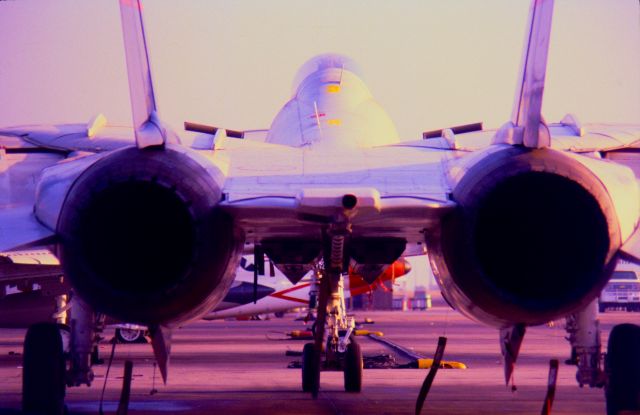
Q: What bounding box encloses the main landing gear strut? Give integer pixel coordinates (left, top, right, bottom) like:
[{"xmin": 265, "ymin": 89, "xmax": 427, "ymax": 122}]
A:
[
  {"xmin": 302, "ymin": 227, "xmax": 363, "ymax": 397},
  {"xmin": 22, "ymin": 293, "xmax": 104, "ymax": 415},
  {"xmin": 564, "ymin": 298, "xmax": 640, "ymax": 415}
]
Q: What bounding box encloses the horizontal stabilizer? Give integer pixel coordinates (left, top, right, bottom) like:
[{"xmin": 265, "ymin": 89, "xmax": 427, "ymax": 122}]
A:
[
  {"xmin": 619, "ymin": 227, "xmax": 640, "ymax": 265},
  {"xmin": 0, "ymin": 260, "xmax": 63, "ymax": 285},
  {"xmin": 0, "ymin": 206, "xmax": 55, "ymax": 252}
]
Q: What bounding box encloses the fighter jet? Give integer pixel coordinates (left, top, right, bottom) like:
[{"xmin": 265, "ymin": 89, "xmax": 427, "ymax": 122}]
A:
[
  {"xmin": 1, "ymin": 0, "xmax": 640, "ymax": 414},
  {"xmin": 0, "ymin": 249, "xmax": 409, "ymax": 341},
  {"xmin": 205, "ymin": 256, "xmax": 411, "ymax": 320}
]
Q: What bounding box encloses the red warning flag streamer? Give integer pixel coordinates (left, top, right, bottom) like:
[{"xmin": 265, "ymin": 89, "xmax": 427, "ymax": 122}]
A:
[
  {"xmin": 541, "ymin": 359, "xmax": 559, "ymax": 415},
  {"xmin": 415, "ymin": 336, "xmax": 447, "ymax": 415}
]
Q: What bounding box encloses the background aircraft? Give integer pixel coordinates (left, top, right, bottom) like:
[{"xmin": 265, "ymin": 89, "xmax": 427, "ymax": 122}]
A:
[
  {"xmin": 1, "ymin": 0, "xmax": 640, "ymax": 414},
  {"xmin": 0, "ymin": 250, "xmax": 410, "ymax": 340},
  {"xmin": 206, "ymin": 256, "xmax": 411, "ymax": 320}
]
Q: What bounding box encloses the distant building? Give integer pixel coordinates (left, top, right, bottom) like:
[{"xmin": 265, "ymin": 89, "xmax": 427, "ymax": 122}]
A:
[
  {"xmin": 351, "ymin": 280, "xmax": 393, "ymax": 310},
  {"xmin": 413, "ymin": 286, "xmax": 427, "ymax": 310}
]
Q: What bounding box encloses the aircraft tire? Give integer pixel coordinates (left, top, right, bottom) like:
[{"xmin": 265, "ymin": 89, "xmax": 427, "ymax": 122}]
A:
[
  {"xmin": 605, "ymin": 323, "xmax": 640, "ymax": 415},
  {"xmin": 22, "ymin": 322, "xmax": 66, "ymax": 415},
  {"xmin": 302, "ymin": 342, "xmax": 319, "ymax": 393},
  {"xmin": 115, "ymin": 327, "xmax": 145, "ymax": 343},
  {"xmin": 343, "ymin": 339, "xmax": 363, "ymax": 392}
]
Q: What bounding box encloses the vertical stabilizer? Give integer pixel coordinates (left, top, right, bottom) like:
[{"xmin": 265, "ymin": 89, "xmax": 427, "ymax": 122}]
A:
[
  {"xmin": 500, "ymin": 324, "xmax": 526, "ymax": 388},
  {"xmin": 149, "ymin": 325, "xmax": 172, "ymax": 384},
  {"xmin": 496, "ymin": 0, "xmax": 554, "ymax": 148},
  {"xmin": 119, "ymin": 0, "xmax": 178, "ymax": 148}
]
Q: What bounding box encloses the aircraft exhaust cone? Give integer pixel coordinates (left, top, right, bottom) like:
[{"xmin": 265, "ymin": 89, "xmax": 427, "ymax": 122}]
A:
[
  {"xmin": 429, "ymin": 147, "xmax": 620, "ymax": 326},
  {"xmin": 57, "ymin": 146, "xmax": 244, "ymax": 326}
]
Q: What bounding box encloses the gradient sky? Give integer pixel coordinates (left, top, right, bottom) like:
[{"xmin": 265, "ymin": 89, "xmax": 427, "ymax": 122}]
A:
[
  {"xmin": 1, "ymin": 0, "xmax": 638, "ymax": 138},
  {"xmin": 1, "ymin": 0, "xmax": 638, "ymax": 290}
]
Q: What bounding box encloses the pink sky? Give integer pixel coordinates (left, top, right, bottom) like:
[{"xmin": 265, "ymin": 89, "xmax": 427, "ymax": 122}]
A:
[{"xmin": 0, "ymin": 0, "xmax": 638, "ymax": 139}]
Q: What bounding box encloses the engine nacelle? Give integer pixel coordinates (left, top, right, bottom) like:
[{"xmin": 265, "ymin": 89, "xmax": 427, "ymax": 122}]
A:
[
  {"xmin": 427, "ymin": 146, "xmax": 639, "ymax": 327},
  {"xmin": 47, "ymin": 145, "xmax": 244, "ymax": 326}
]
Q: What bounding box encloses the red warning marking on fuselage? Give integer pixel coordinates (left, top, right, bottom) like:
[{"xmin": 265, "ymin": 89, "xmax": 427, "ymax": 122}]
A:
[
  {"xmin": 120, "ymin": 0, "xmax": 143, "ymax": 11},
  {"xmin": 269, "ymin": 282, "xmax": 312, "ymax": 304}
]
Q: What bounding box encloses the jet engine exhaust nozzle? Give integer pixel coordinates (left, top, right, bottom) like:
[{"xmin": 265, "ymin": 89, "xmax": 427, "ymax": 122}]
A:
[
  {"xmin": 429, "ymin": 147, "xmax": 624, "ymax": 326},
  {"xmin": 56, "ymin": 146, "xmax": 243, "ymax": 326}
]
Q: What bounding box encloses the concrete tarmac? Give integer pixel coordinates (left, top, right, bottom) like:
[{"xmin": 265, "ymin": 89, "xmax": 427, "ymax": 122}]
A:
[{"xmin": 0, "ymin": 301, "xmax": 635, "ymax": 414}]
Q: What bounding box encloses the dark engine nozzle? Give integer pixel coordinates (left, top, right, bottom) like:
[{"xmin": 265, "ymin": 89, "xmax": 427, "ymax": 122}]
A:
[
  {"xmin": 57, "ymin": 146, "xmax": 243, "ymax": 326},
  {"xmin": 429, "ymin": 147, "xmax": 620, "ymax": 327}
]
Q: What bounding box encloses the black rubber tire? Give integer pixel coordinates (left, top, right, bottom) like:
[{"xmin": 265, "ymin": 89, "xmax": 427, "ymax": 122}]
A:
[
  {"xmin": 22, "ymin": 322, "xmax": 66, "ymax": 415},
  {"xmin": 115, "ymin": 328, "xmax": 145, "ymax": 344},
  {"xmin": 344, "ymin": 340, "xmax": 363, "ymax": 392},
  {"xmin": 605, "ymin": 323, "xmax": 640, "ymax": 415},
  {"xmin": 302, "ymin": 342, "xmax": 319, "ymax": 393}
]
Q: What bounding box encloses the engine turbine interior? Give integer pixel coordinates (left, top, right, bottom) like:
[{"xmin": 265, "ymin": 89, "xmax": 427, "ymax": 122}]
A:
[
  {"xmin": 54, "ymin": 146, "xmax": 244, "ymax": 326},
  {"xmin": 427, "ymin": 147, "xmax": 633, "ymax": 327}
]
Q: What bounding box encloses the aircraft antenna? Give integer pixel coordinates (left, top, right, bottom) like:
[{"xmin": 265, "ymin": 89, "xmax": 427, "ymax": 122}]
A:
[{"xmin": 313, "ymin": 101, "xmax": 324, "ymax": 138}]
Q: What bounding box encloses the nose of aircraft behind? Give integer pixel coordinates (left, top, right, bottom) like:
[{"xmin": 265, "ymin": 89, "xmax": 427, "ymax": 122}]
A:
[{"xmin": 402, "ymin": 258, "xmax": 412, "ymax": 275}]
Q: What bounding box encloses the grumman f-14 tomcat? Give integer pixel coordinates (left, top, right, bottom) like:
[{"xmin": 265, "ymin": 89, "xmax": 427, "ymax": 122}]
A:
[{"xmin": 1, "ymin": 0, "xmax": 640, "ymax": 414}]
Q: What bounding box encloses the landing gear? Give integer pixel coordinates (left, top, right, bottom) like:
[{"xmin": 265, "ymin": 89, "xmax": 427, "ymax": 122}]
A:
[
  {"xmin": 22, "ymin": 322, "xmax": 66, "ymax": 415},
  {"xmin": 564, "ymin": 301, "xmax": 640, "ymax": 413},
  {"xmin": 115, "ymin": 327, "xmax": 147, "ymax": 343},
  {"xmin": 605, "ymin": 323, "xmax": 640, "ymax": 415},
  {"xmin": 302, "ymin": 264, "xmax": 363, "ymax": 395},
  {"xmin": 302, "ymin": 325, "xmax": 363, "ymax": 394},
  {"xmin": 344, "ymin": 339, "xmax": 363, "ymax": 392},
  {"xmin": 564, "ymin": 299, "xmax": 605, "ymax": 387},
  {"xmin": 22, "ymin": 293, "xmax": 104, "ymax": 413}
]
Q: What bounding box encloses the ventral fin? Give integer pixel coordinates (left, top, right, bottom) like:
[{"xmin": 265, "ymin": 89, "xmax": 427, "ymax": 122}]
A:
[{"xmin": 149, "ymin": 324, "xmax": 172, "ymax": 384}]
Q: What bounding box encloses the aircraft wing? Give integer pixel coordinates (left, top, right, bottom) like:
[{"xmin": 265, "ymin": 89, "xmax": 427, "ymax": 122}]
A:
[
  {"xmin": 0, "ymin": 260, "xmax": 64, "ymax": 287},
  {"xmin": 0, "ymin": 133, "xmax": 65, "ymax": 251},
  {"xmin": 420, "ymin": 121, "xmax": 640, "ymax": 153},
  {"xmin": 0, "ymin": 249, "xmax": 64, "ymax": 296},
  {"xmin": 0, "ymin": 117, "xmax": 135, "ymax": 153},
  {"xmin": 0, "ymin": 206, "xmax": 56, "ymax": 252},
  {"xmin": 0, "ymin": 119, "xmax": 133, "ymax": 252}
]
